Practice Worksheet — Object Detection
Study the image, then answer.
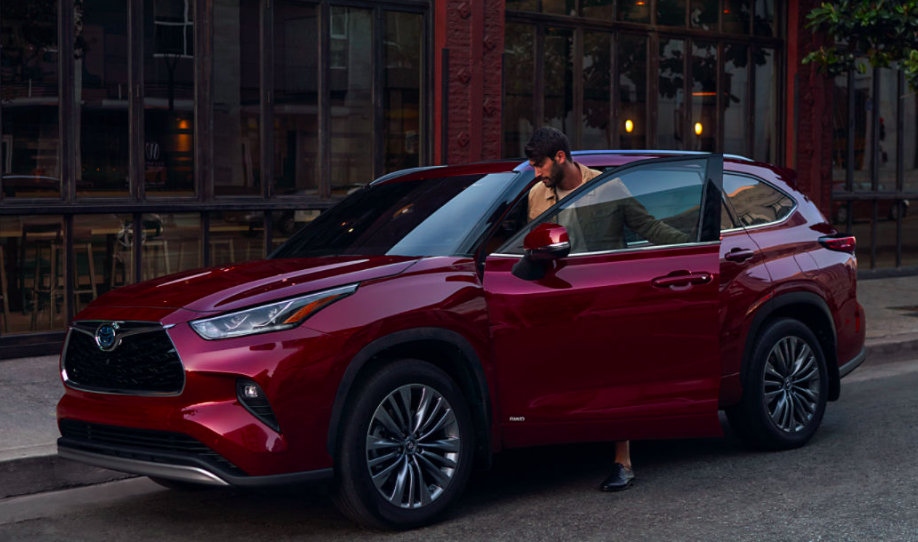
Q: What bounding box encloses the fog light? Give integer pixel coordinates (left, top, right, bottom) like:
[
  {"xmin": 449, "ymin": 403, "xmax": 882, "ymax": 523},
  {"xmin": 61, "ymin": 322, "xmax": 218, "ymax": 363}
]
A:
[
  {"xmin": 236, "ymin": 379, "xmax": 280, "ymax": 432},
  {"xmin": 243, "ymin": 384, "xmax": 260, "ymax": 399}
]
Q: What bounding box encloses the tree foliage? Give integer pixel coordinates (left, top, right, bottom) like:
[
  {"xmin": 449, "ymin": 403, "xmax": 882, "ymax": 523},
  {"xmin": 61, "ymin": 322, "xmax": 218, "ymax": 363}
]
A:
[{"xmin": 803, "ymin": 0, "xmax": 918, "ymax": 91}]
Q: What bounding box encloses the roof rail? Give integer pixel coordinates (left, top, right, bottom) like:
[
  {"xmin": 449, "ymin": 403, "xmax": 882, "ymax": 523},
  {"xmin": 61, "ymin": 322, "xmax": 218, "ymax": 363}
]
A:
[{"xmin": 514, "ymin": 150, "xmax": 754, "ymax": 171}]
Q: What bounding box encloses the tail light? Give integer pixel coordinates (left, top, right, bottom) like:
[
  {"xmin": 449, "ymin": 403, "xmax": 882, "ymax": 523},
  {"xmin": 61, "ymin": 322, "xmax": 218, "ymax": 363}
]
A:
[{"xmin": 819, "ymin": 236, "xmax": 856, "ymax": 254}]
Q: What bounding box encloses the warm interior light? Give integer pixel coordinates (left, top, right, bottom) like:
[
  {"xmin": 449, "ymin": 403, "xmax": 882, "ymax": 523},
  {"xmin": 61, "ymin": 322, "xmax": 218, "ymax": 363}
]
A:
[
  {"xmin": 635, "ymin": 1, "xmax": 646, "ymax": 5},
  {"xmin": 694, "ymin": 122, "xmax": 703, "ymax": 136},
  {"xmin": 178, "ymin": 119, "xmax": 189, "ymax": 130},
  {"xmin": 624, "ymin": 119, "xmax": 634, "ymax": 133}
]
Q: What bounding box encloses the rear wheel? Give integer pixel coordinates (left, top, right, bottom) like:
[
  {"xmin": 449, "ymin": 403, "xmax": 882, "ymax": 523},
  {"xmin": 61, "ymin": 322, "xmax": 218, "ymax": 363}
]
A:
[
  {"xmin": 331, "ymin": 359, "xmax": 474, "ymax": 529},
  {"xmin": 726, "ymin": 318, "xmax": 828, "ymax": 450}
]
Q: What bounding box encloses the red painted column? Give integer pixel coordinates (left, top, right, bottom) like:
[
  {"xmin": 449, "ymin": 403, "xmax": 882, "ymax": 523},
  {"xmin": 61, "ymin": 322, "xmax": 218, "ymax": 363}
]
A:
[
  {"xmin": 433, "ymin": 0, "xmax": 505, "ymax": 165},
  {"xmin": 788, "ymin": 0, "xmax": 834, "ymax": 217}
]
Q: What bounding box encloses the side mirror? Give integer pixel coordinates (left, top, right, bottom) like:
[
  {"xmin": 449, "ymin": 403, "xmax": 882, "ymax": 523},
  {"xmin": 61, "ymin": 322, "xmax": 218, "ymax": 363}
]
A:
[{"xmin": 524, "ymin": 223, "xmax": 570, "ymax": 261}]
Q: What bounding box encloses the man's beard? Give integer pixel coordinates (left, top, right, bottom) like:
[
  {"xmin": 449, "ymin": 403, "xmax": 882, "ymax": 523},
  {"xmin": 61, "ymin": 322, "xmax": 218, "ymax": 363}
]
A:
[{"xmin": 541, "ymin": 160, "xmax": 564, "ymax": 188}]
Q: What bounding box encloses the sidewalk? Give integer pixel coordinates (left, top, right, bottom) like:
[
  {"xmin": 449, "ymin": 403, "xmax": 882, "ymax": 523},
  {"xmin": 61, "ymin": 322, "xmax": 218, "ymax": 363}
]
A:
[{"xmin": 1, "ymin": 276, "xmax": 917, "ymax": 500}]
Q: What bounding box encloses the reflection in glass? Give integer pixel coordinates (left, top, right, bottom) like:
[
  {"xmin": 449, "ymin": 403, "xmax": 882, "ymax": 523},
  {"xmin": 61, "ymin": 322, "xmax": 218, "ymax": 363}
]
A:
[
  {"xmin": 691, "ymin": 42, "xmax": 717, "ymax": 152},
  {"xmin": 619, "ymin": 35, "xmax": 647, "ymax": 150},
  {"xmin": 724, "ymin": 0, "xmax": 751, "ymax": 34},
  {"xmin": 542, "ymin": 0, "xmax": 575, "ymax": 16},
  {"xmin": 582, "ymin": 32, "xmax": 611, "ymax": 150},
  {"xmin": 618, "ymin": 0, "xmax": 650, "ymax": 22},
  {"xmin": 753, "ymin": 48, "xmax": 777, "ymax": 163},
  {"xmin": 657, "ymin": 39, "xmax": 685, "ymax": 150},
  {"xmin": 77, "ymin": 0, "xmax": 130, "ymax": 197},
  {"xmin": 877, "ymin": 69, "xmax": 897, "ymax": 192},
  {"xmin": 544, "ymin": 28, "xmax": 574, "ymax": 137},
  {"xmin": 0, "ymin": 215, "xmax": 66, "ymax": 334},
  {"xmin": 723, "ymin": 44, "xmax": 748, "ymax": 155},
  {"xmin": 754, "ymin": 0, "xmax": 775, "ymax": 36},
  {"xmin": 506, "ymin": 0, "xmax": 537, "ymax": 11},
  {"xmin": 851, "ymin": 62, "xmax": 872, "ymax": 191},
  {"xmin": 904, "ymin": 87, "xmax": 918, "ymax": 192},
  {"xmin": 582, "ymin": 0, "xmax": 612, "ymax": 19},
  {"xmin": 214, "ymin": 0, "xmax": 260, "ymax": 196},
  {"xmin": 271, "ymin": 210, "xmax": 321, "ymax": 250},
  {"xmin": 690, "ymin": 0, "xmax": 717, "ymax": 30},
  {"xmin": 144, "ymin": 0, "xmax": 195, "ymax": 197},
  {"xmin": 330, "ymin": 8, "xmax": 373, "ymax": 196},
  {"xmin": 274, "ymin": 1, "xmax": 318, "ymax": 196},
  {"xmin": 503, "ymin": 24, "xmax": 535, "ymax": 158},
  {"xmin": 384, "ymin": 12, "xmax": 423, "ymax": 174},
  {"xmin": 71, "ymin": 214, "xmax": 133, "ymax": 313},
  {"xmin": 140, "ymin": 213, "xmax": 200, "ymax": 280},
  {"xmin": 832, "ymin": 73, "xmax": 849, "ymax": 192},
  {"xmin": 210, "ymin": 212, "xmax": 265, "ymax": 266},
  {"xmin": 657, "ymin": 0, "xmax": 686, "ymax": 26},
  {"xmin": 1, "ymin": 1, "xmax": 60, "ymax": 198}
]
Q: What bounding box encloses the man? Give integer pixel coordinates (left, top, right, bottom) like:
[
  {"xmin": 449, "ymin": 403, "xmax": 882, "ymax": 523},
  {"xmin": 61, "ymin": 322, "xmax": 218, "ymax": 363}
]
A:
[{"xmin": 523, "ymin": 127, "xmax": 689, "ymax": 492}]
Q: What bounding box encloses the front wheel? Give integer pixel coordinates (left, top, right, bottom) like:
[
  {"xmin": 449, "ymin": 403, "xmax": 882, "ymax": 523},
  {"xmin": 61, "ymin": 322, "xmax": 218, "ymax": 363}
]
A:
[
  {"xmin": 331, "ymin": 359, "xmax": 474, "ymax": 530},
  {"xmin": 726, "ymin": 318, "xmax": 828, "ymax": 450}
]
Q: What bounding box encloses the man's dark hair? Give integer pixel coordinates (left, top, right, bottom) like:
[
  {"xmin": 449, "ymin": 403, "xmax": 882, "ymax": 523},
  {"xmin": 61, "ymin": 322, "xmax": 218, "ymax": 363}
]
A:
[{"xmin": 524, "ymin": 127, "xmax": 571, "ymax": 163}]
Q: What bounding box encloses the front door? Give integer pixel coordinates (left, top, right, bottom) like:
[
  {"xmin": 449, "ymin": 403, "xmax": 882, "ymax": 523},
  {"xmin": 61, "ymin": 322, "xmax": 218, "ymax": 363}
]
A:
[{"xmin": 484, "ymin": 156, "xmax": 724, "ymax": 448}]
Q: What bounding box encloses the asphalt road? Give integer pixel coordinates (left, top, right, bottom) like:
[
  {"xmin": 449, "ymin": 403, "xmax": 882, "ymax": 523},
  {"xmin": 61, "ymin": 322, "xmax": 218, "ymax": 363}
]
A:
[{"xmin": 2, "ymin": 359, "xmax": 917, "ymax": 542}]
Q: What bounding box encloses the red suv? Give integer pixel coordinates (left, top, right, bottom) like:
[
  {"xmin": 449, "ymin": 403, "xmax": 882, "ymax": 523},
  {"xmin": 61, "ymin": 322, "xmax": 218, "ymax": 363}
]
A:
[{"xmin": 57, "ymin": 152, "xmax": 866, "ymax": 529}]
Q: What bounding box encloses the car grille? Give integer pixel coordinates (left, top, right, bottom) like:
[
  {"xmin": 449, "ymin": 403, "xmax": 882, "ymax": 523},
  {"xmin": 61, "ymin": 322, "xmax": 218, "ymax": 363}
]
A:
[
  {"xmin": 63, "ymin": 322, "xmax": 185, "ymax": 395},
  {"xmin": 59, "ymin": 419, "xmax": 246, "ymax": 476}
]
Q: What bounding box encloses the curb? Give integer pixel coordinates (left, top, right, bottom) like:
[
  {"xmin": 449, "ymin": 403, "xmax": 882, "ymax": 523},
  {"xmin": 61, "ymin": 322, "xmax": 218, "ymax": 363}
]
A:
[{"xmin": 1, "ymin": 335, "xmax": 917, "ymax": 502}]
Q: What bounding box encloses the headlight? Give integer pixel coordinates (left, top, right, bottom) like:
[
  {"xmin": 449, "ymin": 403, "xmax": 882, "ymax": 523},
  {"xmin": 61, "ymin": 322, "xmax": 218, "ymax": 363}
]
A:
[{"xmin": 190, "ymin": 283, "xmax": 358, "ymax": 340}]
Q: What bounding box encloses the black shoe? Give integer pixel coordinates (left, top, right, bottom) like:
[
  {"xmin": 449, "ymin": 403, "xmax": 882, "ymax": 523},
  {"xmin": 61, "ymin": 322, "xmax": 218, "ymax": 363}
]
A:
[{"xmin": 599, "ymin": 463, "xmax": 634, "ymax": 492}]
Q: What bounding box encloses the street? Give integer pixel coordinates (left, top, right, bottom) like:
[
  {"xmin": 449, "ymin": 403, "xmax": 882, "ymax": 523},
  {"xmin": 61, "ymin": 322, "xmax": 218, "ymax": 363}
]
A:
[{"xmin": 2, "ymin": 359, "xmax": 917, "ymax": 542}]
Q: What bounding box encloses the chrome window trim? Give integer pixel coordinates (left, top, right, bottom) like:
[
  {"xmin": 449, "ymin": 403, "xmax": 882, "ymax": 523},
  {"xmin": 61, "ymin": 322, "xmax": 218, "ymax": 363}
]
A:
[
  {"xmin": 61, "ymin": 320, "xmax": 187, "ymax": 397},
  {"xmin": 491, "ymin": 240, "xmax": 721, "ymax": 259}
]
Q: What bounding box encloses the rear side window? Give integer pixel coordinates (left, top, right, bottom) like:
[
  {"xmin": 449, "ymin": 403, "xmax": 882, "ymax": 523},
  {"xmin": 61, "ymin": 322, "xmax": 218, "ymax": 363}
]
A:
[{"xmin": 723, "ymin": 174, "xmax": 795, "ymax": 227}]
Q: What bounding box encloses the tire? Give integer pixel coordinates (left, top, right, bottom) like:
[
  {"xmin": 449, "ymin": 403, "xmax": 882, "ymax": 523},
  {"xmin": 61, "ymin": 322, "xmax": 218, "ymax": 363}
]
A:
[
  {"xmin": 726, "ymin": 318, "xmax": 829, "ymax": 450},
  {"xmin": 148, "ymin": 477, "xmax": 213, "ymax": 491},
  {"xmin": 330, "ymin": 359, "xmax": 475, "ymax": 530}
]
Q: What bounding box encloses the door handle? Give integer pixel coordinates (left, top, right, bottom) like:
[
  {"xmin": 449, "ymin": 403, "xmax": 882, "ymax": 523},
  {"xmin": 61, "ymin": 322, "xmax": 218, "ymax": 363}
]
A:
[
  {"xmin": 725, "ymin": 247, "xmax": 755, "ymax": 262},
  {"xmin": 651, "ymin": 272, "xmax": 712, "ymax": 289}
]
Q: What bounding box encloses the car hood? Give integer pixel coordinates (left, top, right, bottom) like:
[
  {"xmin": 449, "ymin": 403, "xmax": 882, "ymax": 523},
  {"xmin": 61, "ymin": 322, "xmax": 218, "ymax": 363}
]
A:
[{"xmin": 84, "ymin": 256, "xmax": 420, "ymax": 315}]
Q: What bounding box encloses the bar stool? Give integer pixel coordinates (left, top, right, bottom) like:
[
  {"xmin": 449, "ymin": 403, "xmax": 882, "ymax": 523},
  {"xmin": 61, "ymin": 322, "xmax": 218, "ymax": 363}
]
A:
[
  {"xmin": 142, "ymin": 239, "xmax": 171, "ymax": 280},
  {"xmin": 210, "ymin": 238, "xmax": 236, "ymax": 266},
  {"xmin": 73, "ymin": 242, "xmax": 98, "ymax": 314},
  {"xmin": 19, "ymin": 223, "xmax": 63, "ymax": 331}
]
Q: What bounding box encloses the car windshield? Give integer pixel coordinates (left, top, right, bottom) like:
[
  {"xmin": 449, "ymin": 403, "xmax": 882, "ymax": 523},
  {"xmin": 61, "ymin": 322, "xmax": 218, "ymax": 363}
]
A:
[{"xmin": 271, "ymin": 172, "xmax": 518, "ymax": 258}]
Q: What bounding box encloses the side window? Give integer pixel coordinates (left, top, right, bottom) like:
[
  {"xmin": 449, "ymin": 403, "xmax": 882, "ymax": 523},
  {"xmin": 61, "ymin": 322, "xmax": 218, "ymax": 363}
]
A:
[
  {"xmin": 721, "ymin": 199, "xmax": 736, "ymax": 231},
  {"xmin": 501, "ymin": 159, "xmax": 708, "ymax": 255},
  {"xmin": 723, "ymin": 174, "xmax": 796, "ymax": 227}
]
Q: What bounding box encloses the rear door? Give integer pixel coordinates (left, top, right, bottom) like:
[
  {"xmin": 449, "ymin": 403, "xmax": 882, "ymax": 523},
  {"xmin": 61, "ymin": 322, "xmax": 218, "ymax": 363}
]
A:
[{"xmin": 483, "ymin": 156, "xmax": 724, "ymax": 448}]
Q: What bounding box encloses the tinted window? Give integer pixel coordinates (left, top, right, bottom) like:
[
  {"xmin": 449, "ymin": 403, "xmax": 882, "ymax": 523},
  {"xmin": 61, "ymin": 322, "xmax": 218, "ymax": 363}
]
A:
[
  {"xmin": 271, "ymin": 173, "xmax": 516, "ymax": 258},
  {"xmin": 502, "ymin": 159, "xmax": 707, "ymax": 254},
  {"xmin": 724, "ymin": 174, "xmax": 795, "ymax": 227}
]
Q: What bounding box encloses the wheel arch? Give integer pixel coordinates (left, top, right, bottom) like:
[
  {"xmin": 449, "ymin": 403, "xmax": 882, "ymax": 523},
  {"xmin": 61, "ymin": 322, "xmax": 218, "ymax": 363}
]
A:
[
  {"xmin": 742, "ymin": 291, "xmax": 841, "ymax": 401},
  {"xmin": 326, "ymin": 327, "xmax": 494, "ymax": 469}
]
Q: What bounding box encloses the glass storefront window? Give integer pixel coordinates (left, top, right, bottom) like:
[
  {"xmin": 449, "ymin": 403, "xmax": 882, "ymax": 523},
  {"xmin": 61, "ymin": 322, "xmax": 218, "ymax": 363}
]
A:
[
  {"xmin": 723, "ymin": 44, "xmax": 748, "ymax": 155},
  {"xmin": 140, "ymin": 213, "xmax": 200, "ymax": 279},
  {"xmin": 274, "ymin": 1, "xmax": 318, "ymax": 196},
  {"xmin": 0, "ymin": 215, "xmax": 66, "ymax": 335},
  {"xmin": 77, "ymin": 0, "xmax": 130, "ymax": 197},
  {"xmin": 754, "ymin": 0, "xmax": 775, "ymax": 37},
  {"xmin": 618, "ymin": 0, "xmax": 650, "ymax": 24},
  {"xmin": 271, "ymin": 210, "xmax": 321, "ymax": 250},
  {"xmin": 503, "ymin": 24, "xmax": 535, "ymax": 158},
  {"xmin": 330, "ymin": 7, "xmax": 373, "ymax": 196},
  {"xmin": 753, "ymin": 47, "xmax": 777, "ymax": 163},
  {"xmin": 690, "ymin": 0, "xmax": 718, "ymax": 31},
  {"xmin": 724, "ymin": 0, "xmax": 751, "ymax": 35},
  {"xmin": 506, "ymin": 0, "xmax": 537, "ymax": 11},
  {"xmin": 619, "ymin": 35, "xmax": 647, "ymax": 150},
  {"xmin": 144, "ymin": 0, "xmax": 195, "ymax": 197},
  {"xmin": 582, "ymin": 32, "xmax": 612, "ymax": 150},
  {"xmin": 542, "ymin": 0, "xmax": 575, "ymax": 16},
  {"xmin": 209, "ymin": 211, "xmax": 265, "ymax": 266},
  {"xmin": 384, "ymin": 11, "xmax": 423, "ymax": 174},
  {"xmin": 1, "ymin": 1, "xmax": 60, "ymax": 199},
  {"xmin": 72, "ymin": 214, "xmax": 133, "ymax": 312},
  {"xmin": 691, "ymin": 41, "xmax": 717, "ymax": 152},
  {"xmin": 657, "ymin": 0, "xmax": 686, "ymax": 26},
  {"xmin": 658, "ymin": 38, "xmax": 685, "ymax": 150},
  {"xmin": 582, "ymin": 0, "xmax": 612, "ymax": 20},
  {"xmin": 544, "ymin": 28, "xmax": 574, "ymax": 137},
  {"xmin": 214, "ymin": 0, "xmax": 261, "ymax": 197}
]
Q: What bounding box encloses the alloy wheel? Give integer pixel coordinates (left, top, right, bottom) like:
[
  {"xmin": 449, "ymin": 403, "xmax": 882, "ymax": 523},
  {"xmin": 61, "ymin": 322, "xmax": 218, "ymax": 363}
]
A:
[
  {"xmin": 365, "ymin": 384, "xmax": 461, "ymax": 509},
  {"xmin": 762, "ymin": 336, "xmax": 821, "ymax": 433}
]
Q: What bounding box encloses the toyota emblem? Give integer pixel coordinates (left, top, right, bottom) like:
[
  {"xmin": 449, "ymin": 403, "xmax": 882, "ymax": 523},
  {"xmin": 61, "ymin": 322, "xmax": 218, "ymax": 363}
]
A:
[{"xmin": 95, "ymin": 323, "xmax": 119, "ymax": 351}]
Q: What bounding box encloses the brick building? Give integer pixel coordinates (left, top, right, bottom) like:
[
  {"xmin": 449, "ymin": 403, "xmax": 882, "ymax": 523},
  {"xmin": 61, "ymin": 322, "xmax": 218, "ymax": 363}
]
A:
[{"xmin": 1, "ymin": 0, "xmax": 916, "ymax": 356}]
